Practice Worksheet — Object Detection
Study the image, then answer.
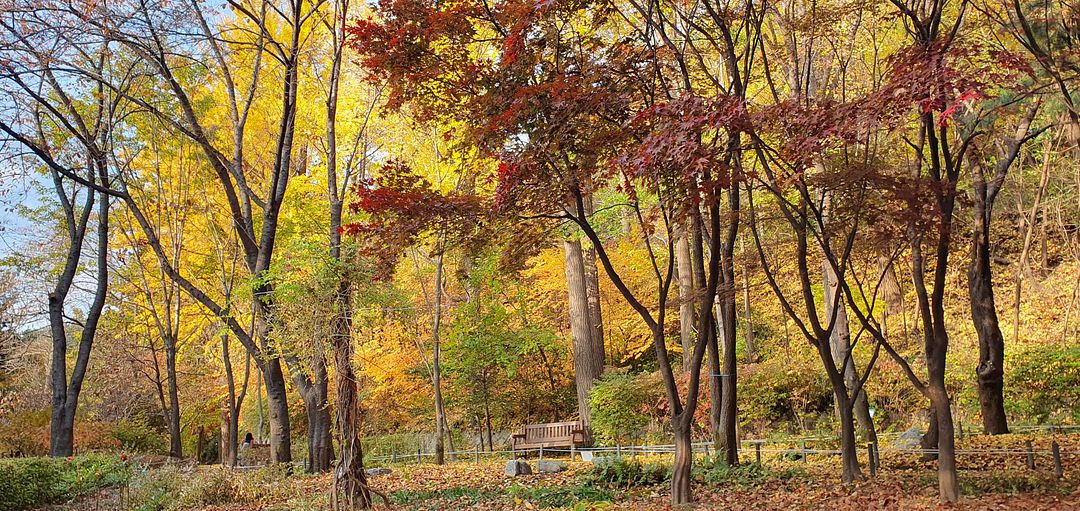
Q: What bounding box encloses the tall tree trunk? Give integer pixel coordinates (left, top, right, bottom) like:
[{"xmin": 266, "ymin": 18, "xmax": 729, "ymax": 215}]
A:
[
  {"xmin": 822, "ymin": 259, "xmax": 876, "ymax": 443},
  {"xmin": 970, "ymin": 214, "xmax": 1008, "ymax": 434},
  {"xmin": 740, "ymin": 234, "xmax": 756, "ymax": 362},
  {"xmin": 50, "ymin": 180, "xmax": 108, "ymax": 457},
  {"xmin": 564, "ymin": 240, "xmax": 604, "ymax": 435},
  {"xmin": 165, "ymin": 339, "xmax": 183, "ymax": 458},
  {"xmin": 718, "ymin": 185, "xmax": 740, "ymax": 467},
  {"xmin": 676, "ymin": 225, "xmax": 696, "ymax": 368},
  {"xmin": 432, "ymin": 253, "xmax": 450, "ymax": 464}
]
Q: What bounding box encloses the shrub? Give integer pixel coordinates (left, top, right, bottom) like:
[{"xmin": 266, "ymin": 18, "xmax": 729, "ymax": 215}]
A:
[
  {"xmin": 589, "ymin": 373, "xmax": 664, "ymax": 445},
  {"xmin": 128, "ymin": 464, "xmax": 291, "ymax": 511},
  {"xmin": 739, "ymin": 352, "xmax": 832, "ymax": 433},
  {"xmin": 112, "ymin": 418, "xmax": 168, "ymax": 454},
  {"xmin": 0, "ymin": 410, "xmax": 49, "ymax": 457},
  {"xmin": 583, "ymin": 456, "xmax": 669, "ymax": 488},
  {"xmin": 1009, "ymin": 345, "xmax": 1080, "ymax": 423},
  {"xmin": 694, "ymin": 461, "xmax": 776, "ymax": 487},
  {"xmin": 0, "ymin": 454, "xmax": 132, "ymax": 511}
]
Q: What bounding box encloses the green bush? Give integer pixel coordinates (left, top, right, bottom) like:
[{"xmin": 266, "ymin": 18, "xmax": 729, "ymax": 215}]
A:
[
  {"xmin": 507, "ymin": 482, "xmax": 613, "ymax": 508},
  {"xmin": 112, "ymin": 418, "xmax": 168, "ymax": 454},
  {"xmin": 0, "ymin": 454, "xmax": 132, "ymax": 511},
  {"xmin": 583, "ymin": 456, "xmax": 669, "ymax": 488},
  {"xmin": 1009, "ymin": 345, "xmax": 1080, "ymax": 423},
  {"xmin": 739, "ymin": 353, "xmax": 832, "ymax": 433},
  {"xmin": 589, "ymin": 373, "xmax": 663, "ymax": 445},
  {"xmin": 693, "ymin": 461, "xmax": 781, "ymax": 487}
]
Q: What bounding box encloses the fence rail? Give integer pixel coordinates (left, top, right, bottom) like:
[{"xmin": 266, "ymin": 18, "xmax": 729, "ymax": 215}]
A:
[{"xmin": 362, "ymin": 423, "xmax": 1077, "ymax": 475}]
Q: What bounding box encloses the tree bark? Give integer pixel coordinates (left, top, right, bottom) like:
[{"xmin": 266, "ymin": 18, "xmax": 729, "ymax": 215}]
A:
[
  {"xmin": 165, "ymin": 340, "xmax": 182, "ymax": 458},
  {"xmin": 432, "ymin": 253, "xmax": 450, "ymax": 464},
  {"xmin": 823, "ymin": 258, "xmax": 876, "ymax": 443},
  {"xmin": 50, "ymin": 176, "xmax": 109, "ymax": 457},
  {"xmin": 564, "ymin": 239, "xmax": 605, "ymax": 433},
  {"xmin": 676, "ymin": 225, "xmax": 696, "ymax": 367}
]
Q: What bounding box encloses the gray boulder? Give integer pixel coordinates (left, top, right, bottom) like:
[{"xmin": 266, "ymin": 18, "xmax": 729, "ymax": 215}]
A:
[
  {"xmin": 535, "ymin": 460, "xmax": 567, "ymax": 473},
  {"xmin": 893, "ymin": 425, "xmax": 923, "ymax": 450},
  {"xmin": 505, "ymin": 460, "xmax": 532, "ymax": 476},
  {"xmin": 365, "ymin": 467, "xmax": 392, "ymax": 477}
]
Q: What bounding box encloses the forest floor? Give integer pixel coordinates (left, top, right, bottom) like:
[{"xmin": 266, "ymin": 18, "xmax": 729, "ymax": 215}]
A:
[{"xmin": 42, "ymin": 432, "xmax": 1080, "ymax": 510}]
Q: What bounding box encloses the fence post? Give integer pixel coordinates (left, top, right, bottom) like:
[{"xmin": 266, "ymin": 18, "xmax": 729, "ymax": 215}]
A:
[
  {"xmin": 474, "ymin": 445, "xmax": 480, "ymax": 464},
  {"xmin": 616, "ymin": 444, "xmax": 622, "ymax": 456},
  {"xmin": 801, "ymin": 440, "xmax": 807, "ymax": 463},
  {"xmin": 867, "ymin": 443, "xmax": 877, "ymax": 477},
  {"xmin": 570, "ymin": 443, "xmax": 576, "ymax": 462},
  {"xmin": 871, "ymin": 438, "xmax": 880, "ymax": 473},
  {"xmin": 755, "ymin": 442, "xmax": 762, "ymax": 465},
  {"xmin": 704, "ymin": 444, "xmax": 711, "ymax": 460},
  {"xmin": 1052, "ymin": 442, "xmax": 1063, "ymax": 479},
  {"xmin": 416, "ymin": 446, "xmax": 421, "ymax": 464},
  {"xmin": 958, "ymin": 421, "xmax": 964, "ymax": 440},
  {"xmin": 539, "ymin": 444, "xmax": 544, "ymax": 460},
  {"xmin": 1026, "ymin": 440, "xmax": 1035, "ymax": 470}
]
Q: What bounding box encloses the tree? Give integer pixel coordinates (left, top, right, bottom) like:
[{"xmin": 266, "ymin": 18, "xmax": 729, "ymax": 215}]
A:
[{"xmin": 0, "ymin": 12, "xmax": 117, "ymax": 455}]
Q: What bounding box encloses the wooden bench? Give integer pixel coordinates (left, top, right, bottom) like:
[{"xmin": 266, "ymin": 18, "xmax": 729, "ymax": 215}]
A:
[{"xmin": 511, "ymin": 421, "xmax": 586, "ymax": 459}]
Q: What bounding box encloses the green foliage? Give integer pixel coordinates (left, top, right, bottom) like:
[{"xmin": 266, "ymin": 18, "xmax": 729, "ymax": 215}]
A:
[
  {"xmin": 738, "ymin": 351, "xmax": 832, "ymax": 433},
  {"xmin": 0, "ymin": 454, "xmax": 132, "ymax": 511},
  {"xmin": 112, "ymin": 418, "xmax": 168, "ymax": 454},
  {"xmin": 588, "ymin": 373, "xmax": 663, "ymax": 445},
  {"xmin": 693, "ymin": 461, "xmax": 801, "ymax": 487},
  {"xmin": 1009, "ymin": 345, "xmax": 1080, "ymax": 423},
  {"xmin": 583, "ymin": 456, "xmax": 670, "ymax": 488}
]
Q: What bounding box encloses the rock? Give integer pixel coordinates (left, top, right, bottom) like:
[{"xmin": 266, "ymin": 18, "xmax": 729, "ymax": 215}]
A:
[
  {"xmin": 590, "ymin": 456, "xmax": 618, "ymax": 467},
  {"xmin": 365, "ymin": 468, "xmax": 392, "ymax": 477},
  {"xmin": 893, "ymin": 425, "xmax": 923, "ymax": 450},
  {"xmin": 535, "ymin": 460, "xmax": 567, "ymax": 473},
  {"xmin": 505, "ymin": 460, "xmax": 532, "ymax": 476}
]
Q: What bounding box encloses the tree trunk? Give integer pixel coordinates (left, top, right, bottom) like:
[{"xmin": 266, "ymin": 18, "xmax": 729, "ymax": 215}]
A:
[
  {"xmin": 564, "ymin": 239, "xmax": 605, "ymax": 434},
  {"xmin": 671, "ymin": 416, "xmax": 693, "ymax": 504},
  {"xmin": 829, "ymin": 376, "xmax": 862, "ymax": 483},
  {"xmin": 432, "ymin": 253, "xmax": 450, "ymax": 465},
  {"xmin": 262, "ymin": 359, "xmax": 293, "ymax": 464},
  {"xmin": 740, "ymin": 234, "xmax": 756, "ymax": 362},
  {"xmin": 970, "ymin": 214, "xmax": 1008, "ymax": 434},
  {"xmin": 676, "ymin": 226, "xmax": 696, "ymax": 368},
  {"xmin": 331, "ymin": 276, "xmax": 371, "ymax": 507},
  {"xmin": 822, "ymin": 260, "xmax": 877, "ymax": 443},
  {"xmin": 165, "ymin": 340, "xmax": 183, "ymax": 458},
  {"xmin": 305, "ymin": 388, "xmax": 334, "ymax": 472},
  {"xmin": 929, "ymin": 381, "xmax": 960, "ymax": 502},
  {"xmin": 50, "ymin": 182, "xmax": 108, "ymax": 457},
  {"xmin": 718, "ymin": 185, "xmax": 740, "ymax": 467}
]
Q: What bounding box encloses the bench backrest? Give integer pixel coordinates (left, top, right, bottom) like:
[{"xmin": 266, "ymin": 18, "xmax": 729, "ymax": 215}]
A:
[{"xmin": 523, "ymin": 421, "xmax": 583, "ymax": 443}]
